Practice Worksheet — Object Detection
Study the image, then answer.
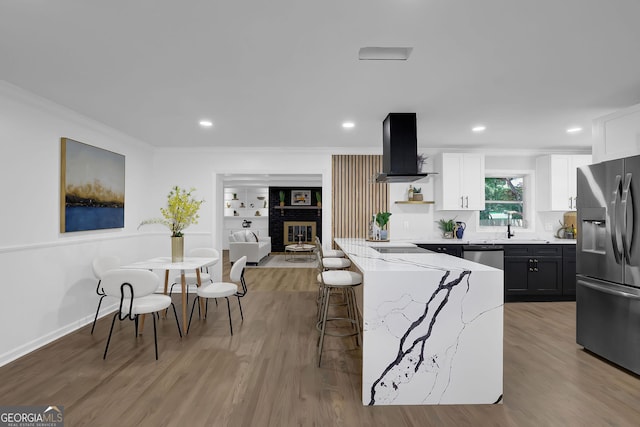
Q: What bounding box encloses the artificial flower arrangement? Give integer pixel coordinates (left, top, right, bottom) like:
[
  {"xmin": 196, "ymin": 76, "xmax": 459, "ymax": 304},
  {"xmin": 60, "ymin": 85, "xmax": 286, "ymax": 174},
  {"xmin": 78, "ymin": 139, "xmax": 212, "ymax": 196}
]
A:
[{"xmin": 139, "ymin": 186, "xmax": 204, "ymax": 237}]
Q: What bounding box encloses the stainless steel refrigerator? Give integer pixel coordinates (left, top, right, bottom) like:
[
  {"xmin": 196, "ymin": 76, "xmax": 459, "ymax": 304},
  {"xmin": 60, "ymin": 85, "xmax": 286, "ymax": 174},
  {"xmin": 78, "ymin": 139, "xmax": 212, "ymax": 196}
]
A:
[{"xmin": 576, "ymin": 154, "xmax": 640, "ymax": 374}]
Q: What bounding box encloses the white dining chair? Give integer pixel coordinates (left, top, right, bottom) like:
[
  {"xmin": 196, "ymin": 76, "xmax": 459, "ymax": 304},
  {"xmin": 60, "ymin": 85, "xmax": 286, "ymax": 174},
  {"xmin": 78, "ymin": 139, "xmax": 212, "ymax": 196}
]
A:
[
  {"xmin": 169, "ymin": 248, "xmax": 220, "ymax": 304},
  {"xmin": 101, "ymin": 268, "xmax": 182, "ymax": 360},
  {"xmin": 91, "ymin": 255, "xmax": 121, "ymax": 334},
  {"xmin": 187, "ymin": 256, "xmax": 247, "ymax": 335}
]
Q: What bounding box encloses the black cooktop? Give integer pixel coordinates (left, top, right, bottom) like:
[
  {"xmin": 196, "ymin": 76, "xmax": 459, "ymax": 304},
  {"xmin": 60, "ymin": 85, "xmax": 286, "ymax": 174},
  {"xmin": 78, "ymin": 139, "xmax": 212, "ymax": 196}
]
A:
[{"xmin": 373, "ymin": 247, "xmax": 433, "ymax": 254}]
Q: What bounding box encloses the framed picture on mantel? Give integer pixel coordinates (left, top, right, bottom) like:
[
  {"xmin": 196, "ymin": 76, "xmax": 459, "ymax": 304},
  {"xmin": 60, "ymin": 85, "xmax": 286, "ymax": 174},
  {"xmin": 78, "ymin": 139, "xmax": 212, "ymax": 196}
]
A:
[{"xmin": 291, "ymin": 190, "xmax": 311, "ymax": 206}]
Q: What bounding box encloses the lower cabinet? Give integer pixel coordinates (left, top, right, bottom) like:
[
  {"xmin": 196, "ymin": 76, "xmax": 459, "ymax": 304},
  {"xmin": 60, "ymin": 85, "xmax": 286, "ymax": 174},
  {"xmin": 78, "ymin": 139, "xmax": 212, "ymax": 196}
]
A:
[
  {"xmin": 504, "ymin": 245, "xmax": 563, "ymax": 300},
  {"xmin": 417, "ymin": 242, "xmax": 576, "ymax": 301},
  {"xmin": 562, "ymin": 246, "xmax": 577, "ymax": 296},
  {"xmin": 416, "ymin": 244, "xmax": 462, "ymax": 258}
]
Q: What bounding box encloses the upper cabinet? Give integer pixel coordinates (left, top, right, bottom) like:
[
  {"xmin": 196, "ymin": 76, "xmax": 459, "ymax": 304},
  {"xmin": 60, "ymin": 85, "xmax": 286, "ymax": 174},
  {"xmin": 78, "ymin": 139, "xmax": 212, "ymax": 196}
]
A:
[
  {"xmin": 593, "ymin": 103, "xmax": 640, "ymax": 163},
  {"xmin": 434, "ymin": 153, "xmax": 485, "ymax": 210},
  {"xmin": 536, "ymin": 154, "xmax": 591, "ymax": 211}
]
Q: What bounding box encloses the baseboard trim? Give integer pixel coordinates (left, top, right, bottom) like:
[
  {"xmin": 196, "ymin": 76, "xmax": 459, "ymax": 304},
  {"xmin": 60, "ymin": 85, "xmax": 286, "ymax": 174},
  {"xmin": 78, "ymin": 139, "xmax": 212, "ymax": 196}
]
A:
[{"xmin": 0, "ymin": 303, "xmax": 118, "ymax": 368}]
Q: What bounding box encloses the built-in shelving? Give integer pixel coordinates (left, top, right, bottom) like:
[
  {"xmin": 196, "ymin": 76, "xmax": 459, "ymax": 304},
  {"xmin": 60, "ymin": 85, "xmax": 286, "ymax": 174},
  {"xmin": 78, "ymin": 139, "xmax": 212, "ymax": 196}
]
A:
[
  {"xmin": 224, "ymin": 187, "xmax": 269, "ymax": 218},
  {"xmin": 224, "ymin": 186, "xmax": 269, "ymax": 249}
]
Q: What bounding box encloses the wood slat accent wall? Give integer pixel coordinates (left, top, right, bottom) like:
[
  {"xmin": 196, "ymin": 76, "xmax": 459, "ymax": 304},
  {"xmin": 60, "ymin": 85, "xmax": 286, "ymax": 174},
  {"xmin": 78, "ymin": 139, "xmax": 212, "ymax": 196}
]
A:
[{"xmin": 332, "ymin": 155, "xmax": 389, "ymax": 240}]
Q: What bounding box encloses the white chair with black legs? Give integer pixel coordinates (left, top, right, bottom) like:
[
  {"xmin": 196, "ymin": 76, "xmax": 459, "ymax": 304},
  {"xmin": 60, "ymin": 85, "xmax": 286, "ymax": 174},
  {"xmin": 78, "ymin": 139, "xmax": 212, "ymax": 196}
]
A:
[
  {"xmin": 187, "ymin": 256, "xmax": 247, "ymax": 335},
  {"xmin": 101, "ymin": 268, "xmax": 182, "ymax": 360},
  {"xmin": 168, "ymin": 248, "xmax": 220, "ymax": 305},
  {"xmin": 315, "ymin": 251, "xmax": 363, "ymax": 367},
  {"xmin": 91, "ymin": 255, "xmax": 121, "ymax": 334}
]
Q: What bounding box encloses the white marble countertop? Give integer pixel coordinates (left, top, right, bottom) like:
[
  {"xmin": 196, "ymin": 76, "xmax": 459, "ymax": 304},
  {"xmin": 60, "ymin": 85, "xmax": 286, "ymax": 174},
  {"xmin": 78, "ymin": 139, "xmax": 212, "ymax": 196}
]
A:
[
  {"xmin": 334, "ymin": 238, "xmax": 500, "ymax": 273},
  {"xmin": 334, "ymin": 238, "xmax": 504, "ymax": 406},
  {"xmin": 388, "ymin": 237, "xmax": 576, "ymax": 245}
]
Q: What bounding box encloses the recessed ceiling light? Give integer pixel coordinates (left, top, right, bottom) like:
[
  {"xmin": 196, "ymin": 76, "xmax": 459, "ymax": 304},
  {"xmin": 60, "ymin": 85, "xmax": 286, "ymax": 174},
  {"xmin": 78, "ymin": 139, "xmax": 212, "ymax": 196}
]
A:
[
  {"xmin": 199, "ymin": 120, "xmax": 213, "ymax": 127},
  {"xmin": 472, "ymin": 125, "xmax": 486, "ymax": 133},
  {"xmin": 566, "ymin": 127, "xmax": 583, "ymax": 134},
  {"xmin": 342, "ymin": 122, "xmax": 355, "ymax": 129}
]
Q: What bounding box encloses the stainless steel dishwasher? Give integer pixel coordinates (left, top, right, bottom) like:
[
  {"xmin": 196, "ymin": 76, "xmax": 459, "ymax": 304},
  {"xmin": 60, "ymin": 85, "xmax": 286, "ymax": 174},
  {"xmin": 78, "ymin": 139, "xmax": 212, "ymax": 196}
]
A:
[{"xmin": 462, "ymin": 245, "xmax": 504, "ymax": 270}]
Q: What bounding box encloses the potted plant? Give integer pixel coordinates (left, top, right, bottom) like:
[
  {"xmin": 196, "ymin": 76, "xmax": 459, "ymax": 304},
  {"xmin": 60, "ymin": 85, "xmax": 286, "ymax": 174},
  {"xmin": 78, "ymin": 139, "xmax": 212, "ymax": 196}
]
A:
[
  {"xmin": 279, "ymin": 190, "xmax": 285, "ymax": 206},
  {"xmin": 417, "ymin": 153, "xmax": 428, "ymax": 173},
  {"xmin": 138, "ymin": 186, "xmax": 204, "ymax": 262},
  {"xmin": 437, "ymin": 218, "xmax": 456, "ymax": 239},
  {"xmin": 316, "ymin": 191, "xmax": 322, "ymax": 207},
  {"xmin": 413, "ymin": 187, "xmax": 423, "ymax": 201},
  {"xmin": 375, "ymin": 211, "xmax": 392, "ymax": 240}
]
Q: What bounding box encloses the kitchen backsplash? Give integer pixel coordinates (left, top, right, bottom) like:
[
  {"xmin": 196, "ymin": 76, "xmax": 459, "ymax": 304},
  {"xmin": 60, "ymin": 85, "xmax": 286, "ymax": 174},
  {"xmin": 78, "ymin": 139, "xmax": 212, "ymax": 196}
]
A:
[{"xmin": 388, "ymin": 182, "xmax": 571, "ymax": 242}]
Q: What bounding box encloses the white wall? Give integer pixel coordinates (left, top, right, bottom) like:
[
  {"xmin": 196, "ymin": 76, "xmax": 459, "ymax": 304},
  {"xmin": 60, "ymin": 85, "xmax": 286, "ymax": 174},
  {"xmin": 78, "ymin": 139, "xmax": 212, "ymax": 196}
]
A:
[
  {"xmin": 0, "ymin": 82, "xmax": 156, "ymax": 365},
  {"xmin": 149, "ymin": 148, "xmax": 336, "ymax": 280}
]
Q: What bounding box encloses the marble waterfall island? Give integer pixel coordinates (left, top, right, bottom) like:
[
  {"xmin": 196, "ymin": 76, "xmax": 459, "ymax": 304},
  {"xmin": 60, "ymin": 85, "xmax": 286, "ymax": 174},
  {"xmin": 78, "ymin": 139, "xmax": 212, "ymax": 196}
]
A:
[{"xmin": 334, "ymin": 238, "xmax": 504, "ymax": 406}]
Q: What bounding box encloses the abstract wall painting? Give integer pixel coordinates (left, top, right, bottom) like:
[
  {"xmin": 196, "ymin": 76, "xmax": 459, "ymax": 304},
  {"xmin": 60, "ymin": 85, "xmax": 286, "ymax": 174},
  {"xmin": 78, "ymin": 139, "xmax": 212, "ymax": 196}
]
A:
[
  {"xmin": 291, "ymin": 190, "xmax": 311, "ymax": 206},
  {"xmin": 60, "ymin": 138, "xmax": 125, "ymax": 232}
]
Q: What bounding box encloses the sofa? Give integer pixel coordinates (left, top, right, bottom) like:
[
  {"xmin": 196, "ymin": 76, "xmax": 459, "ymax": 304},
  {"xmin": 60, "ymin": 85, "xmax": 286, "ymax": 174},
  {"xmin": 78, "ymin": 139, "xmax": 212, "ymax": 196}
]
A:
[{"xmin": 228, "ymin": 230, "xmax": 271, "ymax": 264}]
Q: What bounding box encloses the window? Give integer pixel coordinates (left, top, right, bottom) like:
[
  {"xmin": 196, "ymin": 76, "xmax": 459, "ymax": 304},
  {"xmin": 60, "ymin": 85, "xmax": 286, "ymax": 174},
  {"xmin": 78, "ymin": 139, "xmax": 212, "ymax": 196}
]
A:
[{"xmin": 479, "ymin": 176, "xmax": 525, "ymax": 227}]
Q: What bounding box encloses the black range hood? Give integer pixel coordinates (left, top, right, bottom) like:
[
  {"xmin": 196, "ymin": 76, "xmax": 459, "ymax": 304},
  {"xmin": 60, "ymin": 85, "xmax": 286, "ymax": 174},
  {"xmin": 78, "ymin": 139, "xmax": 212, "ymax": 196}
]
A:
[{"xmin": 375, "ymin": 113, "xmax": 430, "ymax": 183}]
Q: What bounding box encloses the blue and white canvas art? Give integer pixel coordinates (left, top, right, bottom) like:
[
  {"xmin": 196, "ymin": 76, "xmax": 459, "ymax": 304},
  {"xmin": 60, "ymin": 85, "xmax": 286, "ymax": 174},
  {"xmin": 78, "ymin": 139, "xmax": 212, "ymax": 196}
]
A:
[{"xmin": 60, "ymin": 138, "xmax": 125, "ymax": 232}]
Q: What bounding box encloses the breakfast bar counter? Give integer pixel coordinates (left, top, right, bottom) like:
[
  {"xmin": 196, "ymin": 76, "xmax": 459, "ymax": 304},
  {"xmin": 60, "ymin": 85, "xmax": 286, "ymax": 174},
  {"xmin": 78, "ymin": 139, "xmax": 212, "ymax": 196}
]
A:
[{"xmin": 334, "ymin": 238, "xmax": 504, "ymax": 406}]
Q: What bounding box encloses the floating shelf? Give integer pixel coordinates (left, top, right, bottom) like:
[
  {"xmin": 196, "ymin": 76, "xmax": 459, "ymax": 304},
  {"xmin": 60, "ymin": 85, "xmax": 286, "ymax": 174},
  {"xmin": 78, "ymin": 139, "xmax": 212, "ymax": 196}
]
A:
[
  {"xmin": 394, "ymin": 200, "xmax": 435, "ymax": 204},
  {"xmin": 277, "ymin": 205, "xmax": 322, "ymax": 216}
]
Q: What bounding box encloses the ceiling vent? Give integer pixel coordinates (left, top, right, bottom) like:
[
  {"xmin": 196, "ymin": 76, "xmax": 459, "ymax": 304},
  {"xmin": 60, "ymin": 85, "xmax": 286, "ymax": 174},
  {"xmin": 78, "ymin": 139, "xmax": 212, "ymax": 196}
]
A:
[{"xmin": 358, "ymin": 47, "xmax": 413, "ymax": 61}]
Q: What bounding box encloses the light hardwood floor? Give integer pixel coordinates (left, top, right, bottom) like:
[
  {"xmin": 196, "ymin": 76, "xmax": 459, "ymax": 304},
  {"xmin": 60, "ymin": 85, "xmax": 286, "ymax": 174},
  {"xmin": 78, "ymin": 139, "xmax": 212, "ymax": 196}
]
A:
[{"xmin": 1, "ymin": 254, "xmax": 640, "ymax": 426}]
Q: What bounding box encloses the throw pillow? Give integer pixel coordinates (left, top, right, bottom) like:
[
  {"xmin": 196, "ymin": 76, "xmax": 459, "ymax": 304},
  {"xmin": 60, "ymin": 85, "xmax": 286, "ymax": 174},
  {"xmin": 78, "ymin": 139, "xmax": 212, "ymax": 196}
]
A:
[
  {"xmin": 232, "ymin": 231, "xmax": 247, "ymax": 242},
  {"xmin": 249, "ymin": 231, "xmax": 259, "ymax": 242}
]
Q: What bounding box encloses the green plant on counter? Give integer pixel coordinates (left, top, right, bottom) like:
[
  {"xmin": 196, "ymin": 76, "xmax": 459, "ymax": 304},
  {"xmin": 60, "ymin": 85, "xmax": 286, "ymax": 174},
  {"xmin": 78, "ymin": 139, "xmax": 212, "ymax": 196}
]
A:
[
  {"xmin": 316, "ymin": 191, "xmax": 322, "ymax": 203},
  {"xmin": 413, "ymin": 187, "xmax": 422, "ymax": 193},
  {"xmin": 375, "ymin": 212, "xmax": 392, "ymax": 229},
  {"xmin": 437, "ymin": 218, "xmax": 456, "ymax": 233},
  {"xmin": 279, "ymin": 191, "xmax": 285, "ymax": 202}
]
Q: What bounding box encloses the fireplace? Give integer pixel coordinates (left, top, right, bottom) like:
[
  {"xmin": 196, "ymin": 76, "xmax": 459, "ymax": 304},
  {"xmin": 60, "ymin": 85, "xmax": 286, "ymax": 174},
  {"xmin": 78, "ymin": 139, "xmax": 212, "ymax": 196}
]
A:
[{"xmin": 284, "ymin": 221, "xmax": 316, "ymax": 245}]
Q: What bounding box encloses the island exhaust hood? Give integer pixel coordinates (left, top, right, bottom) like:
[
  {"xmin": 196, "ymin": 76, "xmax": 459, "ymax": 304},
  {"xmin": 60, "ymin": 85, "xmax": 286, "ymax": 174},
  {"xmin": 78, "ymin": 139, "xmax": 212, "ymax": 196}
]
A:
[{"xmin": 375, "ymin": 113, "xmax": 431, "ymax": 183}]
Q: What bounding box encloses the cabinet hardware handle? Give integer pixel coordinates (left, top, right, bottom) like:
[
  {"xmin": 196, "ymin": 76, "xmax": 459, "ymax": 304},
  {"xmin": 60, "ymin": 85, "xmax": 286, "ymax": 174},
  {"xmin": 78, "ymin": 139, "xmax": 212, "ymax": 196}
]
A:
[
  {"xmin": 569, "ymin": 197, "xmax": 573, "ymax": 209},
  {"xmin": 460, "ymin": 196, "xmax": 464, "ymax": 208},
  {"xmin": 465, "ymin": 196, "xmax": 469, "ymax": 208}
]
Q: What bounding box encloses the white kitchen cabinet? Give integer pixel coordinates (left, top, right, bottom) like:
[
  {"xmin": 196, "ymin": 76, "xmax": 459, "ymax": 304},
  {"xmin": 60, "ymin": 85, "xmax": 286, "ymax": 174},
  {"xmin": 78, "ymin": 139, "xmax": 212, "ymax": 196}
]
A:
[
  {"xmin": 434, "ymin": 153, "xmax": 485, "ymax": 210},
  {"xmin": 535, "ymin": 154, "xmax": 591, "ymax": 211},
  {"xmin": 592, "ymin": 103, "xmax": 640, "ymax": 162}
]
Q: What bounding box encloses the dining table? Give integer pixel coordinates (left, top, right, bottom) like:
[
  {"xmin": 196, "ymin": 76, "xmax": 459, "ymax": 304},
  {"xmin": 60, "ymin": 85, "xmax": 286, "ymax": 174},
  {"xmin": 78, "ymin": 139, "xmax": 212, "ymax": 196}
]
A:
[{"xmin": 122, "ymin": 256, "xmax": 220, "ymax": 334}]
